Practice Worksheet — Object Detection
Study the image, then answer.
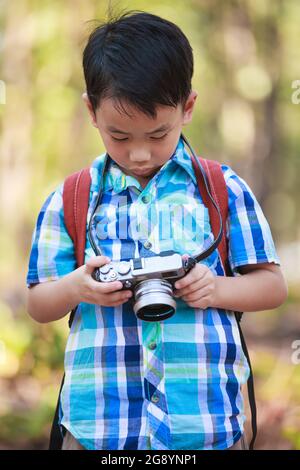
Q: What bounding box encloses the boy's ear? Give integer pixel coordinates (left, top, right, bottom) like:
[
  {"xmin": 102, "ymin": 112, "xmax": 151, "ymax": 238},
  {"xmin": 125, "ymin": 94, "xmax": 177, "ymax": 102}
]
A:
[
  {"xmin": 82, "ymin": 92, "xmax": 98, "ymax": 128},
  {"xmin": 182, "ymin": 90, "xmax": 198, "ymax": 126}
]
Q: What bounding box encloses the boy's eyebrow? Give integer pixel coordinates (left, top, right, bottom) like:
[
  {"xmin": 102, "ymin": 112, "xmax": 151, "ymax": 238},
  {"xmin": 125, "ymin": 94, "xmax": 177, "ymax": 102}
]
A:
[{"xmin": 107, "ymin": 124, "xmax": 171, "ymax": 135}]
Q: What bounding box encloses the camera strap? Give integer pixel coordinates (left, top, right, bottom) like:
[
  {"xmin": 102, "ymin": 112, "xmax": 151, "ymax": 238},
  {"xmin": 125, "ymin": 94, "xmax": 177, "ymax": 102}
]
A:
[{"xmin": 62, "ymin": 134, "xmax": 228, "ymax": 271}]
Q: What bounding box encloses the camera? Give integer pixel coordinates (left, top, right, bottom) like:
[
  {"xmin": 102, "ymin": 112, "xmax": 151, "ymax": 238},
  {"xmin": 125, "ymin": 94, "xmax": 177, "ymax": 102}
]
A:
[{"xmin": 92, "ymin": 252, "xmax": 196, "ymax": 322}]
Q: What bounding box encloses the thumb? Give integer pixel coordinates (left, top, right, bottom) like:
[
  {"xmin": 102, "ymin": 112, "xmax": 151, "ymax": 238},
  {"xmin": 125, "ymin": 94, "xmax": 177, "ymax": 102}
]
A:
[{"xmin": 85, "ymin": 255, "xmax": 111, "ymax": 274}]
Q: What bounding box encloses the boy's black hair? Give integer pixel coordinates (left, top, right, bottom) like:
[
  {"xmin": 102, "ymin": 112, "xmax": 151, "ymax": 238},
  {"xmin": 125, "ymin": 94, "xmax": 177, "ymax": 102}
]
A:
[{"xmin": 82, "ymin": 10, "xmax": 194, "ymax": 118}]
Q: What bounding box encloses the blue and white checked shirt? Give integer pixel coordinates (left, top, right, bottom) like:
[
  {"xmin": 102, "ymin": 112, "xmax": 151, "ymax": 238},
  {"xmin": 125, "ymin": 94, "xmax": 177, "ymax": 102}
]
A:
[{"xmin": 27, "ymin": 136, "xmax": 280, "ymax": 450}]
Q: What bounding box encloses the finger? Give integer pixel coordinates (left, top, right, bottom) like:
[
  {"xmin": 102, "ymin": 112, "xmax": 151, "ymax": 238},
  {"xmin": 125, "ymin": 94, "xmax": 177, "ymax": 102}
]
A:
[
  {"xmin": 85, "ymin": 256, "xmax": 111, "ymax": 274},
  {"xmin": 173, "ymin": 278, "xmax": 203, "ymax": 297},
  {"xmin": 178, "ymin": 277, "xmax": 211, "ymax": 297},
  {"xmin": 104, "ymin": 290, "xmax": 133, "ymax": 304},
  {"xmin": 183, "ymin": 286, "xmax": 211, "ymax": 302},
  {"xmin": 174, "ymin": 274, "xmax": 191, "ymax": 290},
  {"xmin": 175, "ymin": 264, "xmax": 208, "ymax": 290},
  {"xmin": 93, "ymin": 280, "xmax": 124, "ymax": 293}
]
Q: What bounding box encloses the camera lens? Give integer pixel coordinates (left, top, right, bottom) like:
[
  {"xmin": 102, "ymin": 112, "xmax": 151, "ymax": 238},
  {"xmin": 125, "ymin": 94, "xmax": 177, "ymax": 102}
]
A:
[{"xmin": 133, "ymin": 279, "xmax": 176, "ymax": 322}]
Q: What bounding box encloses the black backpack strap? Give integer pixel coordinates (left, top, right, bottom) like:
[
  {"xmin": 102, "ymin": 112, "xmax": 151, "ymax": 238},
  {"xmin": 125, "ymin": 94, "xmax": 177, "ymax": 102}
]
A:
[
  {"xmin": 235, "ymin": 314, "xmax": 257, "ymax": 450},
  {"xmin": 49, "ymin": 373, "xmax": 65, "ymax": 450}
]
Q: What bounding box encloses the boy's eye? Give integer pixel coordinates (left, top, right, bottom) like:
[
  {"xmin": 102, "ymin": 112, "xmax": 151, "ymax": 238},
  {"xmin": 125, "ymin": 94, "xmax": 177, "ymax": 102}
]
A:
[
  {"xmin": 111, "ymin": 136, "xmax": 128, "ymax": 142},
  {"xmin": 111, "ymin": 133, "xmax": 168, "ymax": 142},
  {"xmin": 151, "ymin": 133, "xmax": 168, "ymax": 140}
]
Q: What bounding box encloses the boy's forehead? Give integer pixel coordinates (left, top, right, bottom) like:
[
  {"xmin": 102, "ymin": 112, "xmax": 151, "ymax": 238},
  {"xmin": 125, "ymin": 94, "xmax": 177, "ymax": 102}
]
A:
[{"xmin": 96, "ymin": 97, "xmax": 180, "ymax": 130}]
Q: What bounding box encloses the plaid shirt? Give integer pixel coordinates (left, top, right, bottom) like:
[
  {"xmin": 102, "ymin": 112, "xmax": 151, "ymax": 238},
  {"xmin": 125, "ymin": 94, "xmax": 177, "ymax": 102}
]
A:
[{"xmin": 27, "ymin": 136, "xmax": 280, "ymax": 450}]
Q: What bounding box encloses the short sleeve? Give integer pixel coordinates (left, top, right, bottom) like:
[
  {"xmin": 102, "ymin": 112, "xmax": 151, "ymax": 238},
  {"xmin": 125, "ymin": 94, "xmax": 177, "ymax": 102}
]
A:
[
  {"xmin": 222, "ymin": 165, "xmax": 281, "ymax": 275},
  {"xmin": 26, "ymin": 183, "xmax": 76, "ymax": 287}
]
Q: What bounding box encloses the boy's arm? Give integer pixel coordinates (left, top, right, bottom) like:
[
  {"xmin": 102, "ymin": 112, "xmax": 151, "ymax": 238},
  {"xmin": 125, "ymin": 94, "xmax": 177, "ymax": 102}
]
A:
[
  {"xmin": 27, "ymin": 256, "xmax": 133, "ymax": 324},
  {"xmin": 27, "ymin": 269, "xmax": 82, "ymax": 324},
  {"xmin": 206, "ymin": 164, "xmax": 288, "ymax": 313},
  {"xmin": 174, "ymin": 260, "xmax": 288, "ymax": 313},
  {"xmin": 211, "ymin": 262, "xmax": 288, "ymax": 312}
]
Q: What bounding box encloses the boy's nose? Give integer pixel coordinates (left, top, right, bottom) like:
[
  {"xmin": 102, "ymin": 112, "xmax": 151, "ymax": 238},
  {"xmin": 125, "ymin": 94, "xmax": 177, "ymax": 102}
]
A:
[{"xmin": 129, "ymin": 149, "xmax": 151, "ymax": 163}]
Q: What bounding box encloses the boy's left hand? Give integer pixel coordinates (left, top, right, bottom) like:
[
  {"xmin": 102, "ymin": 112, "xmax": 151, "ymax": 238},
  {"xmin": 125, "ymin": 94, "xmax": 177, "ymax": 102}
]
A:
[{"xmin": 173, "ymin": 254, "xmax": 216, "ymax": 309}]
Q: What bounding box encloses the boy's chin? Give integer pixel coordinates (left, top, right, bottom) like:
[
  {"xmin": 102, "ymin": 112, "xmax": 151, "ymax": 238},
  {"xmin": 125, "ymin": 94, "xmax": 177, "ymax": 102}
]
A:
[
  {"xmin": 121, "ymin": 164, "xmax": 161, "ymax": 179},
  {"xmin": 129, "ymin": 170, "xmax": 158, "ymax": 188},
  {"xmin": 130, "ymin": 167, "xmax": 158, "ymax": 177}
]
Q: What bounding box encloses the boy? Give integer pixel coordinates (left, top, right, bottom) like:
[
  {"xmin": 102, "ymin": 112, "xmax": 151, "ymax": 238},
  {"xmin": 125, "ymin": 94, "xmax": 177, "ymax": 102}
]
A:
[{"xmin": 26, "ymin": 11, "xmax": 287, "ymax": 450}]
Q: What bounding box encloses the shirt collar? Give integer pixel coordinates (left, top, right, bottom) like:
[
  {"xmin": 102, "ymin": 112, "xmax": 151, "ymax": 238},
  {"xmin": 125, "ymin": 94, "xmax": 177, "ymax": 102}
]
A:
[
  {"xmin": 91, "ymin": 135, "xmax": 197, "ymax": 195},
  {"xmin": 170, "ymin": 136, "xmax": 197, "ymax": 185}
]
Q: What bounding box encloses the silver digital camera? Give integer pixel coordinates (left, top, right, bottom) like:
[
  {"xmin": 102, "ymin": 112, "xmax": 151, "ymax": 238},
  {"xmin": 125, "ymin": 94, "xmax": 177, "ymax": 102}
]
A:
[{"xmin": 92, "ymin": 252, "xmax": 196, "ymax": 321}]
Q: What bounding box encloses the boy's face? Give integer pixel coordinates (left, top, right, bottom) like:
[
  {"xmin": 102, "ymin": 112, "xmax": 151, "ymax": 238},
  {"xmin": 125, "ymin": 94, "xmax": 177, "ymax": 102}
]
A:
[{"xmin": 83, "ymin": 90, "xmax": 197, "ymax": 187}]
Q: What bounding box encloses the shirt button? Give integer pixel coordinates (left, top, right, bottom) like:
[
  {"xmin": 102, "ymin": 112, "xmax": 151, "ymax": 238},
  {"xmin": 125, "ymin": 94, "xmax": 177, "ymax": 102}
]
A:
[
  {"xmin": 149, "ymin": 342, "xmax": 157, "ymax": 350},
  {"xmin": 151, "ymin": 394, "xmax": 159, "ymax": 404},
  {"xmin": 143, "ymin": 241, "xmax": 152, "ymax": 249},
  {"xmin": 141, "ymin": 195, "xmax": 151, "ymax": 204}
]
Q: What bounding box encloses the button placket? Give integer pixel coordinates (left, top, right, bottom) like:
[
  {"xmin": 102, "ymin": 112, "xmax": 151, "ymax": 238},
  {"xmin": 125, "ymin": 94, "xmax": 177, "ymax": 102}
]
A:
[
  {"xmin": 135, "ymin": 194, "xmax": 153, "ymax": 249},
  {"xmin": 142, "ymin": 321, "xmax": 170, "ymax": 447}
]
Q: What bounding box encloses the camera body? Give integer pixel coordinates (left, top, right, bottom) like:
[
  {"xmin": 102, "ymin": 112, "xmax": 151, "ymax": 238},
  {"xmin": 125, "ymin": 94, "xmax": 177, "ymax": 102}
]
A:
[{"xmin": 93, "ymin": 252, "xmax": 192, "ymax": 321}]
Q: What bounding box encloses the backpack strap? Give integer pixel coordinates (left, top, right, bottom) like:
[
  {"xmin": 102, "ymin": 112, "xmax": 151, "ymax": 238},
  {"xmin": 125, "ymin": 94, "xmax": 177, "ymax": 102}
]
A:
[
  {"xmin": 63, "ymin": 167, "xmax": 92, "ymax": 267},
  {"xmin": 63, "ymin": 167, "xmax": 91, "ymax": 330},
  {"xmin": 49, "ymin": 168, "xmax": 92, "ymax": 450},
  {"xmin": 192, "ymin": 156, "xmax": 257, "ymax": 450},
  {"xmin": 190, "ymin": 156, "xmax": 229, "ymax": 275},
  {"xmin": 49, "ymin": 373, "xmax": 65, "ymax": 450}
]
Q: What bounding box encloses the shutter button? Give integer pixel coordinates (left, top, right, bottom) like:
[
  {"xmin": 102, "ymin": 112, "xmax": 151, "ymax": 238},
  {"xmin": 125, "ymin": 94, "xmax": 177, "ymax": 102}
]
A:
[
  {"xmin": 100, "ymin": 264, "xmax": 111, "ymax": 275},
  {"xmin": 117, "ymin": 261, "xmax": 131, "ymax": 275}
]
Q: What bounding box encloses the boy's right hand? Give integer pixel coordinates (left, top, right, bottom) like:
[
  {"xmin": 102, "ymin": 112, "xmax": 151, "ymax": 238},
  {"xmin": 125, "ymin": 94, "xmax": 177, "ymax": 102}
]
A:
[{"xmin": 72, "ymin": 256, "xmax": 133, "ymax": 307}]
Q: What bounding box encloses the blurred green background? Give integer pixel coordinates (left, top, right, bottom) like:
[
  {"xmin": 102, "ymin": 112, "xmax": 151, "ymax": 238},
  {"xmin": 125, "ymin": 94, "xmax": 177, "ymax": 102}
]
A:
[{"xmin": 0, "ymin": 0, "xmax": 300, "ymax": 450}]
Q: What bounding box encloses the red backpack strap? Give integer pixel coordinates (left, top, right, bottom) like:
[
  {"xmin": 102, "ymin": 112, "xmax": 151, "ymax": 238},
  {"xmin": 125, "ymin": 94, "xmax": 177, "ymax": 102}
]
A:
[
  {"xmin": 62, "ymin": 167, "xmax": 91, "ymax": 267},
  {"xmin": 190, "ymin": 155, "xmax": 231, "ymax": 276},
  {"xmin": 191, "ymin": 156, "xmax": 258, "ymax": 449}
]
